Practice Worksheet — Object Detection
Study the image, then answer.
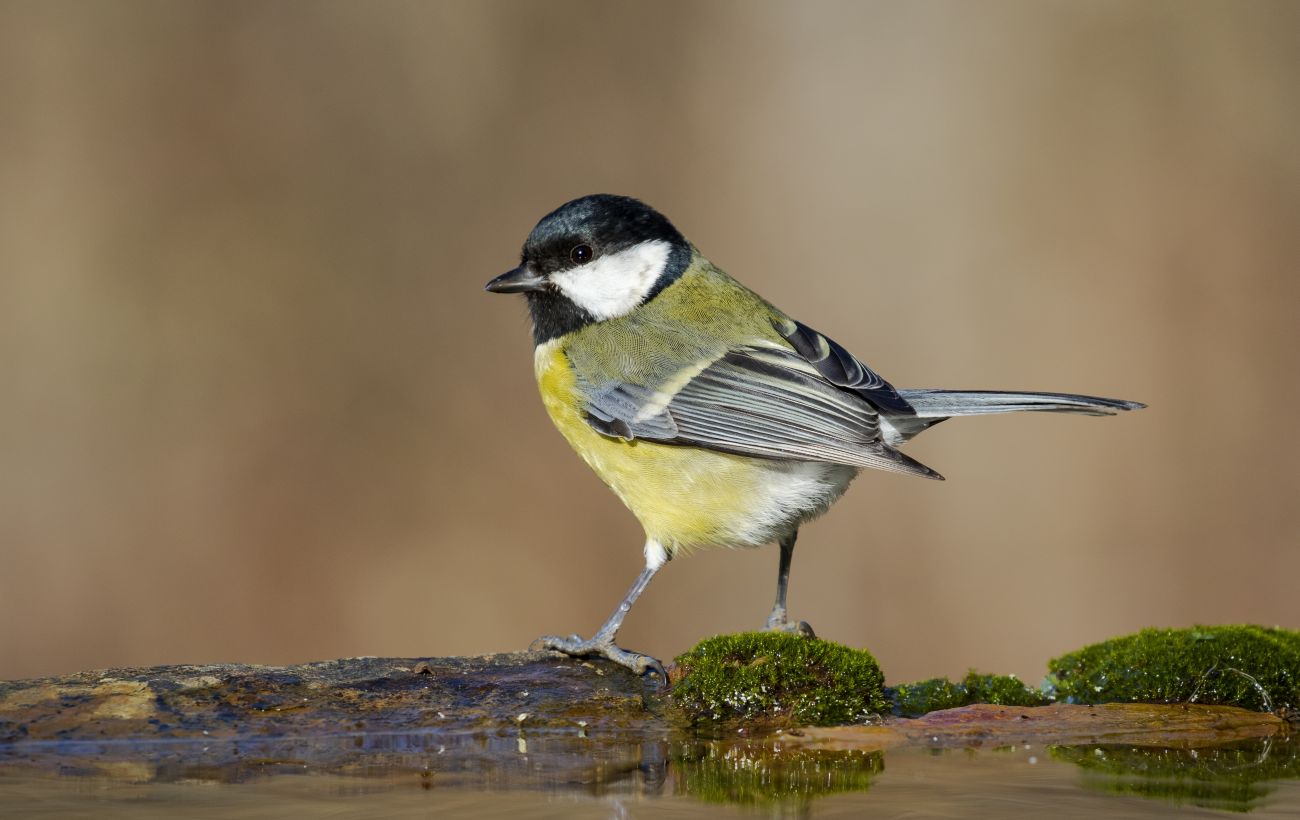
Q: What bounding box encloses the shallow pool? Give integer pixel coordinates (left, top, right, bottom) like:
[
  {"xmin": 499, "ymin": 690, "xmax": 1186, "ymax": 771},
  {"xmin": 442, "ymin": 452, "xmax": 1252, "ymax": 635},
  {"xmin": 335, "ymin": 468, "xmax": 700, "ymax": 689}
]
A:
[{"xmin": 4, "ymin": 730, "xmax": 1297, "ymax": 818}]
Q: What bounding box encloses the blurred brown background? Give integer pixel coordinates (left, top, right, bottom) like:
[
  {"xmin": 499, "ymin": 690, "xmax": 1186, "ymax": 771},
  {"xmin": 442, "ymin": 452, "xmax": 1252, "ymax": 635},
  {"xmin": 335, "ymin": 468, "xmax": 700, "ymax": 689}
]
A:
[{"xmin": 2, "ymin": 1, "xmax": 1297, "ymax": 685}]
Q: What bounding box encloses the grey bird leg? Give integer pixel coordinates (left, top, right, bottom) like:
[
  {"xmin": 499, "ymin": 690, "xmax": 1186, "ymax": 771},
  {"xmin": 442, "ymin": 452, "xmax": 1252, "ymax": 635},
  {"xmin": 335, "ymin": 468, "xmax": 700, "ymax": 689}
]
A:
[
  {"xmin": 765, "ymin": 531, "xmax": 816, "ymax": 637},
  {"xmin": 532, "ymin": 562, "xmax": 666, "ymax": 679}
]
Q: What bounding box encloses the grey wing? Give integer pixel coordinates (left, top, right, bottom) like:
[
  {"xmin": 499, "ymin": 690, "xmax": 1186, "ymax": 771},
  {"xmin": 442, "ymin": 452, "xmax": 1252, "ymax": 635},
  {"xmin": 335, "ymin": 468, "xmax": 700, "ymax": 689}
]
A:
[{"xmin": 583, "ymin": 346, "xmax": 942, "ymax": 480}]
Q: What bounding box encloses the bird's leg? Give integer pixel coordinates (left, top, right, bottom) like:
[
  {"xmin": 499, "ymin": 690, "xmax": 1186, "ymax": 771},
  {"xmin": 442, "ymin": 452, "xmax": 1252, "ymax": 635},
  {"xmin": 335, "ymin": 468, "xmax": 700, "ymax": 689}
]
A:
[
  {"xmin": 532, "ymin": 549, "xmax": 666, "ymax": 679},
  {"xmin": 764, "ymin": 531, "xmax": 816, "ymax": 637}
]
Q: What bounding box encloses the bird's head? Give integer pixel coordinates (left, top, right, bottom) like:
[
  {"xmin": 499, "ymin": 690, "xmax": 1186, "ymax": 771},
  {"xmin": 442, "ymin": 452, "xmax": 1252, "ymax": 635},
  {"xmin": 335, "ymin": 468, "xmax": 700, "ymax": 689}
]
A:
[{"xmin": 486, "ymin": 194, "xmax": 692, "ymax": 343}]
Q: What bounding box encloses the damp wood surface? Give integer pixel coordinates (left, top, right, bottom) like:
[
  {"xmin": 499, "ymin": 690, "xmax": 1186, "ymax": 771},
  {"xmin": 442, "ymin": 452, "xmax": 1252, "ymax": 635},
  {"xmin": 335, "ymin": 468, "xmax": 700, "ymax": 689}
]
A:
[{"xmin": 0, "ymin": 652, "xmax": 659, "ymax": 743}]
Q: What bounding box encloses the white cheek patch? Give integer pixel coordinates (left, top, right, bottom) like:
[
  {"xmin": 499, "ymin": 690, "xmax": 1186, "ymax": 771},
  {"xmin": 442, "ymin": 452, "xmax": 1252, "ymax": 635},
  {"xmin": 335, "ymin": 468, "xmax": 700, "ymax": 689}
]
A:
[{"xmin": 549, "ymin": 240, "xmax": 672, "ymax": 321}]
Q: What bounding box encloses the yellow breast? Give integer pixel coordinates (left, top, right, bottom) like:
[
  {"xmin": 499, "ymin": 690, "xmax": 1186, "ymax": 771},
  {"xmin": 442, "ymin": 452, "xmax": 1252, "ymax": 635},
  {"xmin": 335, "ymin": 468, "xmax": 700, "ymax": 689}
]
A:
[{"xmin": 534, "ymin": 341, "xmax": 854, "ymax": 553}]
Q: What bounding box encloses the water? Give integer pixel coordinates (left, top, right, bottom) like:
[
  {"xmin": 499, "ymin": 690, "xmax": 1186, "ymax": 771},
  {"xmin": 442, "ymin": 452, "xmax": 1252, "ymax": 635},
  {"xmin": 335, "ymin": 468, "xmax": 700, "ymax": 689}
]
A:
[{"xmin": 3, "ymin": 730, "xmax": 1298, "ymax": 818}]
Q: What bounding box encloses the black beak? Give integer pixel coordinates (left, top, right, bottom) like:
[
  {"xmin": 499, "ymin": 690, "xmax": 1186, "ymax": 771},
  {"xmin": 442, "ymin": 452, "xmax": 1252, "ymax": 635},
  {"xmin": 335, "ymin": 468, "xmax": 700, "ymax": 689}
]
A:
[{"xmin": 485, "ymin": 265, "xmax": 547, "ymax": 294}]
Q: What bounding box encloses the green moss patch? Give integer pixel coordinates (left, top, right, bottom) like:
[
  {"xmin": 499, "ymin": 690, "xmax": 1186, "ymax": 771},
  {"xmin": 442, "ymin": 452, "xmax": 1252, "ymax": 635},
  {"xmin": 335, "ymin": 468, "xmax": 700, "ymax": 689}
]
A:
[
  {"xmin": 672, "ymin": 633, "xmax": 887, "ymax": 727},
  {"xmin": 890, "ymin": 671, "xmax": 1048, "ymax": 717},
  {"xmin": 1048, "ymin": 625, "xmax": 1300, "ymax": 713}
]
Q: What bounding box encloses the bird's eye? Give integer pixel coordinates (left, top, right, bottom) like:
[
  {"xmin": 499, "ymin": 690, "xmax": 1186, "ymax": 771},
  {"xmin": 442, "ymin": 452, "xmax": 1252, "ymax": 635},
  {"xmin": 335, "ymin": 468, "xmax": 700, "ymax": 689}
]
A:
[{"xmin": 570, "ymin": 244, "xmax": 593, "ymax": 264}]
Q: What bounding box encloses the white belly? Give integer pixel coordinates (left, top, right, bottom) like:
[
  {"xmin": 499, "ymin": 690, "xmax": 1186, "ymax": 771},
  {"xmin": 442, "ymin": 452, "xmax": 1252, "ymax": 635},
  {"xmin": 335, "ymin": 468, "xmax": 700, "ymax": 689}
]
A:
[{"xmin": 724, "ymin": 460, "xmax": 859, "ymax": 548}]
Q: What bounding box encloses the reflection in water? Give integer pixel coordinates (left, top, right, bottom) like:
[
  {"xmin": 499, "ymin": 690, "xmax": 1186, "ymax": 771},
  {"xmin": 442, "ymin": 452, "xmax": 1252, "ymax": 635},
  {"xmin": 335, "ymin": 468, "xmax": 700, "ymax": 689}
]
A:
[
  {"xmin": 670, "ymin": 742, "xmax": 883, "ymax": 808},
  {"xmin": 2, "ymin": 729, "xmax": 1298, "ymax": 815},
  {"xmin": 0, "ymin": 730, "xmax": 883, "ymax": 808},
  {"xmin": 1052, "ymin": 736, "xmax": 1300, "ymax": 813}
]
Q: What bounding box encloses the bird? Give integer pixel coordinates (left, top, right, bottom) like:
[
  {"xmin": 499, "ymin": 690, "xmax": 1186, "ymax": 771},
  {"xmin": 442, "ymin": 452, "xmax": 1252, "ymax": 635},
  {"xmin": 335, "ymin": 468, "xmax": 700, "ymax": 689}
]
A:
[{"xmin": 485, "ymin": 194, "xmax": 1143, "ymax": 679}]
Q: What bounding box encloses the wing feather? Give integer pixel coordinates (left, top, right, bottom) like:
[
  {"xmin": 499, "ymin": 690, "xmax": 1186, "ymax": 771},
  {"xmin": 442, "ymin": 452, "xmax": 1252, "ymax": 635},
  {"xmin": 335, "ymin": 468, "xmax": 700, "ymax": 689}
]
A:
[
  {"xmin": 581, "ymin": 345, "xmax": 941, "ymax": 479},
  {"xmin": 773, "ymin": 317, "xmax": 916, "ymax": 414}
]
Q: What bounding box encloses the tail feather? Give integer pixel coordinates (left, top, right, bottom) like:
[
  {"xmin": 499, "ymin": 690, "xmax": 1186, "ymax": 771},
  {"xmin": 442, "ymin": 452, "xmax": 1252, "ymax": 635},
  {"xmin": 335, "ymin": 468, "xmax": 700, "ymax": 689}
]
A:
[
  {"xmin": 897, "ymin": 389, "xmax": 1144, "ymax": 418},
  {"xmin": 879, "ymin": 389, "xmax": 1144, "ymax": 446}
]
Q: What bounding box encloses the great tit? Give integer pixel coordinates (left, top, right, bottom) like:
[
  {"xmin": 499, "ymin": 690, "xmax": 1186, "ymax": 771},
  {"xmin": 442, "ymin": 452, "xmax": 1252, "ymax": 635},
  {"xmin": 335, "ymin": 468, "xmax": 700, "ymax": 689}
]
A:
[{"xmin": 486, "ymin": 194, "xmax": 1143, "ymax": 678}]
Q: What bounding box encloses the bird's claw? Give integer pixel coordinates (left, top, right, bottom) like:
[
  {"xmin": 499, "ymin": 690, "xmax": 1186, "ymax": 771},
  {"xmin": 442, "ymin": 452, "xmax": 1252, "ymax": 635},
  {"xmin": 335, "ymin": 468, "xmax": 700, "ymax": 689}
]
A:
[
  {"xmin": 532, "ymin": 633, "xmax": 666, "ymax": 681},
  {"xmin": 764, "ymin": 615, "xmax": 817, "ymax": 638}
]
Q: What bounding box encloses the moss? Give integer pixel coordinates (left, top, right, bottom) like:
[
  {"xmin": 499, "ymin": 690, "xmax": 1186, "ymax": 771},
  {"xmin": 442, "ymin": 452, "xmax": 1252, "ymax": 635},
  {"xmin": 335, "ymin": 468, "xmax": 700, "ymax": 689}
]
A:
[
  {"xmin": 889, "ymin": 677, "xmax": 968, "ymax": 717},
  {"xmin": 961, "ymin": 671, "xmax": 1050, "ymax": 707},
  {"xmin": 889, "ymin": 671, "xmax": 1048, "ymax": 717},
  {"xmin": 1048, "ymin": 625, "xmax": 1300, "ymax": 713},
  {"xmin": 1051, "ymin": 737, "xmax": 1300, "ymax": 813},
  {"xmin": 671, "ymin": 633, "xmax": 887, "ymax": 727}
]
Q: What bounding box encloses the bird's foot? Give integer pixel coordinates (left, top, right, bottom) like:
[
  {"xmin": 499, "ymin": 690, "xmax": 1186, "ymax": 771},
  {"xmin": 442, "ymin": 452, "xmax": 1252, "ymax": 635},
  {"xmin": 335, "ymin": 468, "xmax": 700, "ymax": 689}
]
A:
[
  {"xmin": 531, "ymin": 633, "xmax": 666, "ymax": 680},
  {"xmin": 764, "ymin": 609, "xmax": 816, "ymax": 638}
]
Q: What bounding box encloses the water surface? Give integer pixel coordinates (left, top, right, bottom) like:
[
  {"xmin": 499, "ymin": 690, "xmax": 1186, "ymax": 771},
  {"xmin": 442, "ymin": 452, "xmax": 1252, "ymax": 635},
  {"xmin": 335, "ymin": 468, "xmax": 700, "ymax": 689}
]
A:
[{"xmin": 4, "ymin": 729, "xmax": 1297, "ymax": 818}]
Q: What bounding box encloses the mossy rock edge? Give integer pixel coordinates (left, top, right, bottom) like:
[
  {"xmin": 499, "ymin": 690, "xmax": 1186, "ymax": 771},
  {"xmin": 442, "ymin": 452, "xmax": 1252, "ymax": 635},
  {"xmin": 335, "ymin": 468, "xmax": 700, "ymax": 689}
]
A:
[
  {"xmin": 672, "ymin": 633, "xmax": 888, "ymax": 728},
  {"xmin": 1048, "ymin": 625, "xmax": 1300, "ymax": 714}
]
